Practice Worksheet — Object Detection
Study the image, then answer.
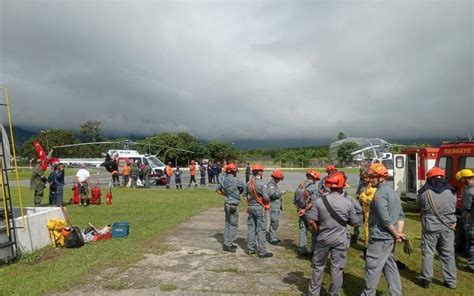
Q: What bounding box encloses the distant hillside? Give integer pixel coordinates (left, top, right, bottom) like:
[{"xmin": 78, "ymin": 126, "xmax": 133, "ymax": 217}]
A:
[{"xmin": 7, "ymin": 126, "xmax": 36, "ymax": 146}]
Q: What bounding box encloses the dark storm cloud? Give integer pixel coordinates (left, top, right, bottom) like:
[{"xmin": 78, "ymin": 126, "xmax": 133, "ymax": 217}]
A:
[{"xmin": 0, "ymin": 0, "xmax": 472, "ymax": 141}]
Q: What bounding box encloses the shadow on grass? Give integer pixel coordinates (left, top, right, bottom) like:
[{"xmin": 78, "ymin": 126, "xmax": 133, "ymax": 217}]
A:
[
  {"xmin": 282, "ymin": 271, "xmax": 310, "ymax": 293},
  {"xmin": 342, "ymin": 272, "xmax": 366, "ymax": 296}
]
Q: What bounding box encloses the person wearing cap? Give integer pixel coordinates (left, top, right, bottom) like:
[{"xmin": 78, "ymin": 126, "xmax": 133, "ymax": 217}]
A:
[
  {"xmin": 246, "ymin": 163, "xmax": 272, "ymax": 258},
  {"xmin": 306, "ymin": 171, "xmax": 359, "ymax": 296},
  {"xmin": 216, "ymin": 162, "xmax": 245, "ymax": 252},
  {"xmin": 143, "ymin": 162, "xmax": 152, "ymax": 188},
  {"xmin": 30, "ymin": 159, "xmax": 46, "ymax": 207},
  {"xmin": 318, "ymin": 165, "xmax": 337, "ymax": 197},
  {"xmin": 416, "ymin": 167, "xmax": 457, "ymax": 289},
  {"xmin": 165, "ymin": 162, "xmax": 173, "ymax": 189},
  {"xmin": 294, "ymin": 169, "xmax": 320, "ymax": 256},
  {"xmin": 361, "ymin": 163, "xmax": 406, "ymax": 296},
  {"xmin": 458, "ymin": 168, "xmax": 474, "ymax": 271},
  {"xmin": 267, "ymin": 169, "xmax": 286, "ymax": 245}
]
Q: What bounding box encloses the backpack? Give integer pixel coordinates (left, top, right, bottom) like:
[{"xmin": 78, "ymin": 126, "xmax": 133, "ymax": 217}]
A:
[
  {"xmin": 294, "ymin": 181, "xmax": 312, "ymax": 209},
  {"xmin": 64, "ymin": 227, "xmax": 84, "ymax": 248}
]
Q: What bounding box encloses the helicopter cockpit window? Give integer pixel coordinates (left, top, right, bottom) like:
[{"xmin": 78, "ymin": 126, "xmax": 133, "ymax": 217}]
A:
[
  {"xmin": 148, "ymin": 156, "xmax": 165, "ymax": 167},
  {"xmin": 142, "ymin": 158, "xmax": 149, "ymax": 165}
]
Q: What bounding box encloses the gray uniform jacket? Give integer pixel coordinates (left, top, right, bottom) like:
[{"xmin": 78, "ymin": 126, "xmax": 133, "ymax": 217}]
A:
[
  {"xmin": 368, "ymin": 183, "xmax": 405, "ymax": 240},
  {"xmin": 463, "ymin": 184, "xmax": 474, "ymax": 212},
  {"xmin": 246, "ymin": 178, "xmax": 270, "ymax": 207},
  {"xmin": 268, "ymin": 180, "xmax": 283, "ymax": 205},
  {"xmin": 417, "ymin": 189, "xmax": 456, "ymax": 232},
  {"xmin": 219, "ymin": 173, "xmax": 245, "ymax": 205},
  {"xmin": 307, "ymin": 192, "xmax": 358, "ymax": 247},
  {"xmin": 344, "ymin": 191, "xmax": 363, "ymax": 226},
  {"xmin": 293, "ymin": 180, "xmax": 318, "ymax": 209}
]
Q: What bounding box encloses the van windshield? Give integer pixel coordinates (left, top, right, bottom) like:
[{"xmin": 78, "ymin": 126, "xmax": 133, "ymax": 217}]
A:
[
  {"xmin": 382, "ymin": 159, "xmax": 393, "ymax": 169},
  {"xmin": 147, "ymin": 156, "xmax": 165, "ymax": 167}
]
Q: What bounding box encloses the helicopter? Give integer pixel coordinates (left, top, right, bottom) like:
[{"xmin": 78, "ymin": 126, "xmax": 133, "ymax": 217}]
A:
[{"xmin": 49, "ymin": 139, "xmax": 194, "ymax": 184}]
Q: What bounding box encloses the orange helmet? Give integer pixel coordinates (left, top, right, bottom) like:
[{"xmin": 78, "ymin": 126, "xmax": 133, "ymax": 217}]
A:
[
  {"xmin": 426, "ymin": 167, "xmax": 445, "ymax": 178},
  {"xmin": 324, "ymin": 172, "xmax": 346, "ymax": 188},
  {"xmin": 271, "ymin": 169, "xmax": 284, "ymax": 180},
  {"xmin": 306, "ymin": 169, "xmax": 321, "ymax": 180},
  {"xmin": 251, "ymin": 163, "xmax": 264, "ymax": 172},
  {"xmin": 226, "ymin": 162, "xmax": 237, "ymax": 172},
  {"xmin": 368, "ymin": 163, "xmax": 388, "ymax": 177},
  {"xmin": 326, "ymin": 165, "xmax": 337, "ymax": 173}
]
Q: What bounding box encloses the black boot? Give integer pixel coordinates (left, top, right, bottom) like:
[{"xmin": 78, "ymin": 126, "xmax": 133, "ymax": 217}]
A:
[{"xmin": 418, "ymin": 279, "xmax": 429, "ymax": 288}]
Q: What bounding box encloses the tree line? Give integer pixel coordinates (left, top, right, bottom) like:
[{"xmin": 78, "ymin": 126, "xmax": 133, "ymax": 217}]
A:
[{"xmin": 21, "ymin": 122, "xmax": 366, "ymax": 167}]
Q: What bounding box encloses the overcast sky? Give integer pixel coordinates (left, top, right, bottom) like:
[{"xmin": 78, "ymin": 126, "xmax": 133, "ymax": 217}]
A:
[{"xmin": 0, "ymin": 0, "xmax": 472, "ymax": 142}]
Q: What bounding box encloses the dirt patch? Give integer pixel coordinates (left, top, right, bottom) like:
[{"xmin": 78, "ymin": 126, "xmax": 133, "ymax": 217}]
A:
[{"xmin": 52, "ymin": 207, "xmax": 312, "ymax": 295}]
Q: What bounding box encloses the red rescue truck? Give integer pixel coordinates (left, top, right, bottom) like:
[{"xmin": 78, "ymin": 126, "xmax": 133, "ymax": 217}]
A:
[
  {"xmin": 394, "ymin": 140, "xmax": 474, "ymax": 250},
  {"xmin": 394, "ymin": 147, "xmax": 440, "ymax": 202}
]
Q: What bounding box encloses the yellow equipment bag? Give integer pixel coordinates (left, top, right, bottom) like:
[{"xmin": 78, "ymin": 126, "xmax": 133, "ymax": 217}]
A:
[{"xmin": 47, "ymin": 219, "xmax": 67, "ymax": 247}]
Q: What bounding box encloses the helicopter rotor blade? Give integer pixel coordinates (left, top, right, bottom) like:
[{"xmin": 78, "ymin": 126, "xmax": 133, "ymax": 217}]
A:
[{"xmin": 53, "ymin": 141, "xmax": 121, "ymax": 149}]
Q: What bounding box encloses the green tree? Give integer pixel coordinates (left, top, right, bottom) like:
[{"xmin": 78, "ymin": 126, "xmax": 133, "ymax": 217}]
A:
[
  {"xmin": 143, "ymin": 132, "xmax": 206, "ymax": 165},
  {"xmin": 336, "ymin": 142, "xmax": 359, "ymax": 167},
  {"xmin": 337, "ymin": 132, "xmax": 347, "ymax": 140},
  {"xmin": 20, "ymin": 129, "xmax": 79, "ymax": 159},
  {"xmin": 80, "ymin": 120, "xmax": 103, "ymax": 142},
  {"xmin": 206, "ymin": 140, "xmax": 239, "ymax": 163}
]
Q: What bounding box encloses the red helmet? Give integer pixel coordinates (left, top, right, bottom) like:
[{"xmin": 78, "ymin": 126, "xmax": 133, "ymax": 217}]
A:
[
  {"xmin": 226, "ymin": 162, "xmax": 237, "ymax": 172},
  {"xmin": 251, "ymin": 163, "xmax": 264, "ymax": 172},
  {"xmin": 426, "ymin": 167, "xmax": 445, "ymax": 178},
  {"xmin": 271, "ymin": 169, "xmax": 284, "ymax": 180},
  {"xmin": 326, "ymin": 165, "xmax": 337, "ymax": 173},
  {"xmin": 306, "ymin": 169, "xmax": 321, "ymax": 180},
  {"xmin": 324, "ymin": 172, "xmax": 346, "ymax": 188},
  {"xmin": 368, "ymin": 163, "xmax": 388, "ymax": 177}
]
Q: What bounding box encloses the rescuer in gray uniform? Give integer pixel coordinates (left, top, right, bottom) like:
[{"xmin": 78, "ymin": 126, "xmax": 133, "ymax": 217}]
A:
[
  {"xmin": 294, "ymin": 169, "xmax": 320, "ymax": 256},
  {"xmin": 459, "ymin": 168, "xmax": 474, "ymax": 271},
  {"xmin": 306, "ymin": 171, "xmax": 359, "ymax": 296},
  {"xmin": 30, "ymin": 159, "xmax": 46, "ymax": 206},
  {"xmin": 246, "ymin": 163, "xmax": 273, "ymax": 258},
  {"xmin": 417, "ymin": 167, "xmax": 457, "ymax": 289},
  {"xmin": 216, "ymin": 162, "xmax": 245, "ymax": 253},
  {"xmin": 267, "ymin": 169, "xmax": 286, "ymax": 245},
  {"xmin": 361, "ymin": 163, "xmax": 406, "ymax": 296}
]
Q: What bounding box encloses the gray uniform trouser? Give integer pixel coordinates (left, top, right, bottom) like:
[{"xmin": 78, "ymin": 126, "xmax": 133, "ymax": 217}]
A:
[
  {"xmin": 309, "ymin": 243, "xmax": 347, "ymax": 296},
  {"xmin": 224, "ymin": 203, "xmax": 239, "ymax": 247},
  {"xmin": 247, "ymin": 205, "xmax": 268, "ymax": 255},
  {"xmin": 361, "ymin": 239, "xmax": 402, "ymax": 296},
  {"xmin": 298, "ymin": 216, "xmax": 317, "ymax": 253},
  {"xmin": 468, "ymin": 216, "xmax": 474, "ymax": 270},
  {"xmin": 420, "ymin": 230, "xmax": 457, "ymax": 287},
  {"xmin": 269, "ymin": 202, "xmax": 281, "ymax": 242}
]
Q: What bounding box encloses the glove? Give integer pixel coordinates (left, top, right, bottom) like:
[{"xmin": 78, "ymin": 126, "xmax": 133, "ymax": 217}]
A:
[{"xmin": 403, "ymin": 237, "xmax": 413, "ymax": 255}]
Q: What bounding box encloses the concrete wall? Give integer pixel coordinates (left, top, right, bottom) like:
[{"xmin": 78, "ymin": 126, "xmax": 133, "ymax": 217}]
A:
[{"xmin": 0, "ymin": 207, "xmax": 65, "ymax": 260}]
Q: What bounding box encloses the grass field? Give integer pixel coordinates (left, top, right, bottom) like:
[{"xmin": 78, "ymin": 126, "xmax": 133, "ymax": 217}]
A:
[
  {"xmin": 0, "ymin": 188, "xmax": 222, "ymax": 296},
  {"xmin": 1, "ymin": 188, "xmax": 471, "ymax": 295},
  {"xmin": 7, "ymin": 167, "xmax": 103, "ymax": 181}
]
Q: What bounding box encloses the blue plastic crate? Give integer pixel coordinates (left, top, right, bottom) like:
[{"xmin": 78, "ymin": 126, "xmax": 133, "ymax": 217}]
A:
[{"xmin": 112, "ymin": 221, "xmax": 129, "ymax": 238}]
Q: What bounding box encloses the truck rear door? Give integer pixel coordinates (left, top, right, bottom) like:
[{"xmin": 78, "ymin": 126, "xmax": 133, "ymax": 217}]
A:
[{"xmin": 393, "ymin": 154, "xmax": 406, "ymax": 194}]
